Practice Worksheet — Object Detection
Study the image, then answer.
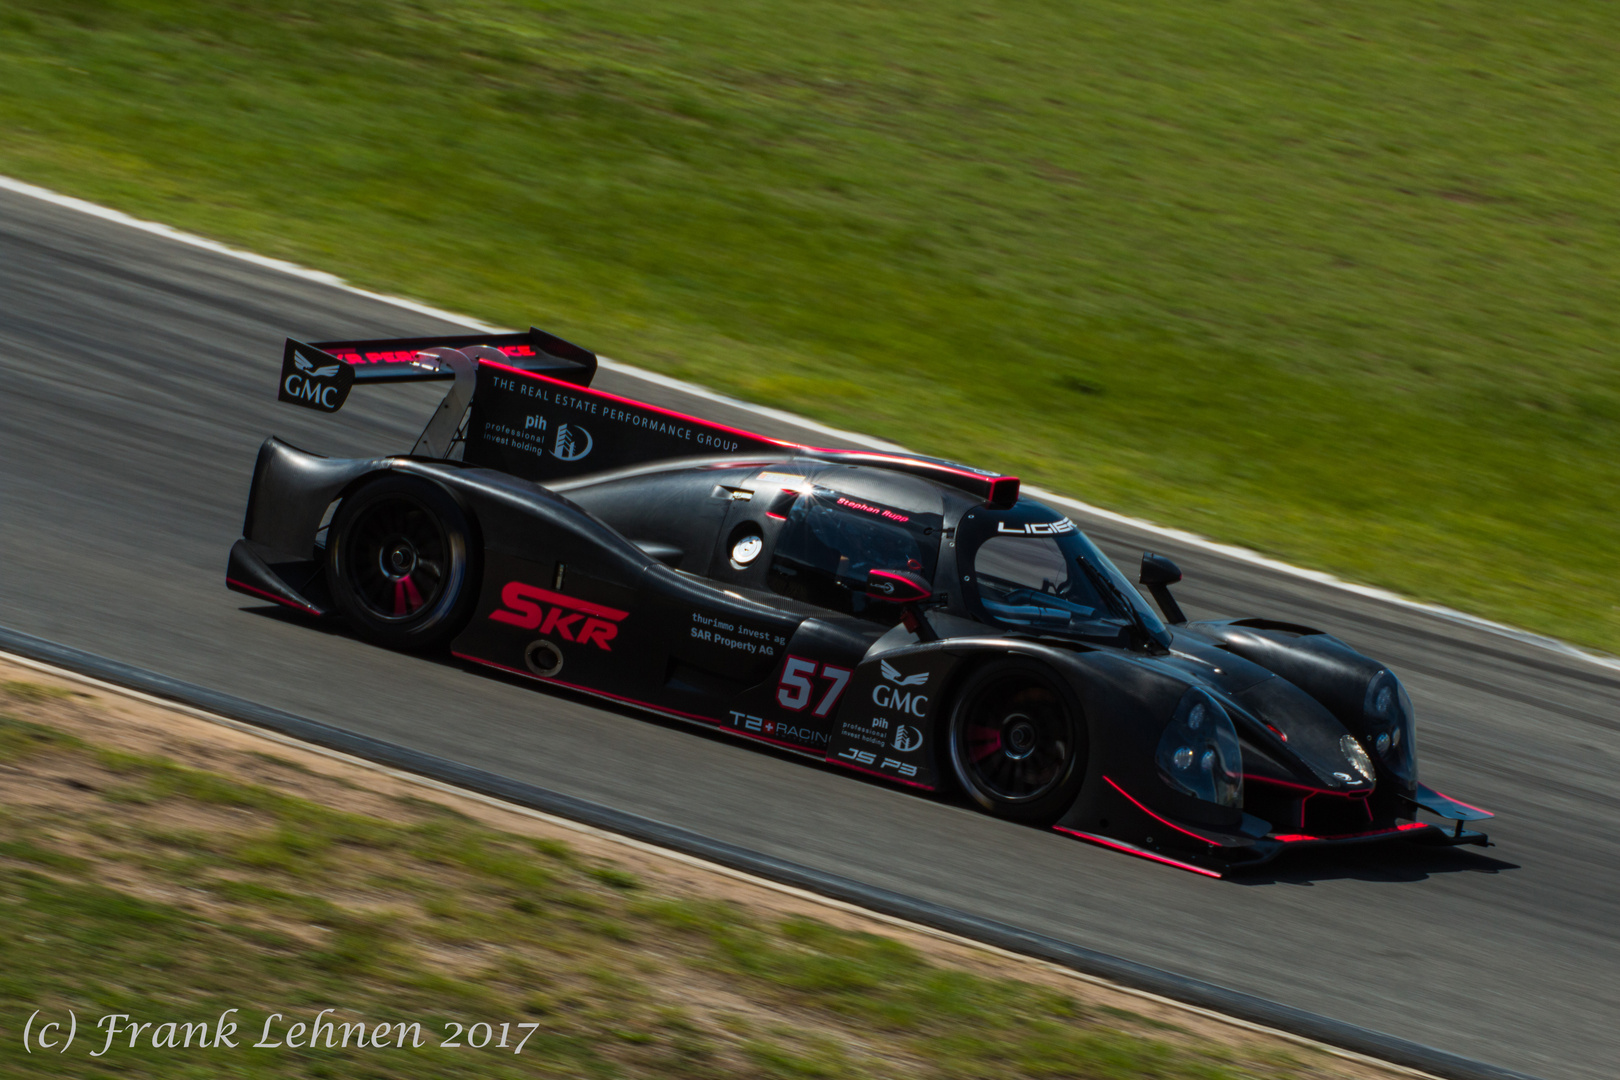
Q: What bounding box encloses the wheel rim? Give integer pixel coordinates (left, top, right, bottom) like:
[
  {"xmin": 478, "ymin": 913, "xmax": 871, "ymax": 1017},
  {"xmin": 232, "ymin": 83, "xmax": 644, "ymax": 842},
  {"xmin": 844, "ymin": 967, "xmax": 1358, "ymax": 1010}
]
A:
[
  {"xmin": 958, "ymin": 675, "xmax": 1075, "ymax": 803},
  {"xmin": 341, "ymin": 494, "xmax": 451, "ymax": 621}
]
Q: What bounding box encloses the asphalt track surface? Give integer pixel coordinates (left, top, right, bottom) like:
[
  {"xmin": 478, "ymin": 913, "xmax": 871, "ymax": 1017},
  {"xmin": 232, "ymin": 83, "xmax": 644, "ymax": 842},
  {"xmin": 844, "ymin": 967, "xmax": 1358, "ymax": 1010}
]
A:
[{"xmin": 2, "ymin": 185, "xmax": 1616, "ymax": 1080}]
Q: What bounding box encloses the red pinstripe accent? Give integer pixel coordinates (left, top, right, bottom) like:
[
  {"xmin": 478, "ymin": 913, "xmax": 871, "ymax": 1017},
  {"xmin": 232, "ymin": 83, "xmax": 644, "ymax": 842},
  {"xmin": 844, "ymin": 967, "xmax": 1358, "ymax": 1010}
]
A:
[
  {"xmin": 480, "ymin": 361, "xmax": 798, "ymax": 449},
  {"xmin": 1428, "ymin": 789, "xmax": 1493, "ymax": 816},
  {"xmin": 227, "ymin": 577, "xmax": 321, "ymax": 617},
  {"xmin": 478, "ymin": 361, "xmax": 1018, "ymax": 493},
  {"xmin": 828, "ymin": 757, "xmax": 935, "ymax": 789},
  {"xmin": 826, "ymin": 451, "xmax": 1012, "ymax": 484},
  {"xmin": 1102, "ymin": 776, "xmax": 1220, "ymax": 846},
  {"xmin": 1242, "ymin": 773, "xmax": 1369, "ymax": 798},
  {"xmin": 1053, "ymin": 828, "xmax": 1223, "ymax": 878},
  {"xmin": 714, "ymin": 724, "xmax": 827, "ymax": 754},
  {"xmin": 453, "ymin": 651, "xmax": 719, "ymax": 725},
  {"xmin": 1270, "ymin": 822, "xmax": 1431, "ymax": 843},
  {"xmin": 451, "ymin": 651, "xmax": 832, "ymax": 757}
]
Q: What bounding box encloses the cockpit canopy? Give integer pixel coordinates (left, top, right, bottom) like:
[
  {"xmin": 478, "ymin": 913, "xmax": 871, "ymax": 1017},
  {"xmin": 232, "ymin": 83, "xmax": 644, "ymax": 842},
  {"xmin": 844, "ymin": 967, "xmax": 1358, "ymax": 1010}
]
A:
[{"xmin": 767, "ymin": 480, "xmax": 943, "ymax": 622}]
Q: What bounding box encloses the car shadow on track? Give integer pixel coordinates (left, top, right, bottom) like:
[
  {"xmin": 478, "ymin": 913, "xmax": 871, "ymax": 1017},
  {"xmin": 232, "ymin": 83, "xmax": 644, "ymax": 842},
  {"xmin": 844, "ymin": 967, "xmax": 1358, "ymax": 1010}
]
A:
[{"xmin": 1228, "ymin": 840, "xmax": 1519, "ymax": 886}]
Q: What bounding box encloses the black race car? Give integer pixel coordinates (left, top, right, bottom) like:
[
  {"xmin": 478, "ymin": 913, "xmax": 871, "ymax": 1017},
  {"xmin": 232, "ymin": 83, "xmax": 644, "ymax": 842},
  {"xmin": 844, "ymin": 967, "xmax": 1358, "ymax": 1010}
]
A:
[{"xmin": 229, "ymin": 327, "xmax": 1492, "ymax": 876}]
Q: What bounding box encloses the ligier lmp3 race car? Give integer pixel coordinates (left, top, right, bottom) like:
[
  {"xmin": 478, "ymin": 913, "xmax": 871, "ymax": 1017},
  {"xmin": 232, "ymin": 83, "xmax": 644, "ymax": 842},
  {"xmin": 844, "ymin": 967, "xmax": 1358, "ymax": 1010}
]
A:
[{"xmin": 228, "ymin": 327, "xmax": 1493, "ymax": 876}]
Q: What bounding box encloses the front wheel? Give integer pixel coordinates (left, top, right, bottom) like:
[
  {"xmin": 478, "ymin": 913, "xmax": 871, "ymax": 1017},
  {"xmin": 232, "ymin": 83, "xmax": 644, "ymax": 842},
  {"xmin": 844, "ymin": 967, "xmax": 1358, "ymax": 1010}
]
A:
[
  {"xmin": 325, "ymin": 475, "xmax": 480, "ymax": 650},
  {"xmin": 946, "ymin": 661, "xmax": 1088, "ymax": 825}
]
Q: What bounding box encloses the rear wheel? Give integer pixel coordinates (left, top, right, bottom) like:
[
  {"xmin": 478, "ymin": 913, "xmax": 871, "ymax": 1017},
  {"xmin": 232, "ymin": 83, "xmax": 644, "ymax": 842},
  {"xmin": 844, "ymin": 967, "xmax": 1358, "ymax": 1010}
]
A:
[
  {"xmin": 325, "ymin": 475, "xmax": 480, "ymax": 650},
  {"xmin": 946, "ymin": 661, "xmax": 1087, "ymax": 825}
]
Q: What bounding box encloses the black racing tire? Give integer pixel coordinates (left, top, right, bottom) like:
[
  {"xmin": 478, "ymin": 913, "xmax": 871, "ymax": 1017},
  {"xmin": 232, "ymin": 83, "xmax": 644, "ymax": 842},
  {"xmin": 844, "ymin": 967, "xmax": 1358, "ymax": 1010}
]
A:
[
  {"xmin": 945, "ymin": 660, "xmax": 1088, "ymax": 825},
  {"xmin": 325, "ymin": 475, "xmax": 481, "ymax": 651}
]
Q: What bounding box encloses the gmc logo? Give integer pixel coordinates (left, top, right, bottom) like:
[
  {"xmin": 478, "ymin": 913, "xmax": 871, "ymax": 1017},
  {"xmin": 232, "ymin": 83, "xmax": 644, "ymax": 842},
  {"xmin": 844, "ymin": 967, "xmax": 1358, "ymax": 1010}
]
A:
[
  {"xmin": 872, "ymin": 685, "xmax": 929, "ymax": 717},
  {"xmin": 282, "ymin": 375, "xmax": 342, "ymax": 409},
  {"xmin": 489, "ymin": 582, "xmax": 627, "ymax": 651}
]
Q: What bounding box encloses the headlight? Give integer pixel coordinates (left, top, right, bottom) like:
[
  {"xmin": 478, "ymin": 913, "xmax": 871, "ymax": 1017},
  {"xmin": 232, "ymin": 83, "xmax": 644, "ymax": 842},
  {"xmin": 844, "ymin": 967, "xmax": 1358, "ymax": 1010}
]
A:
[
  {"xmin": 1156, "ymin": 689, "xmax": 1243, "ymax": 807},
  {"xmin": 1362, "ymin": 670, "xmax": 1418, "ymax": 784},
  {"xmin": 1340, "ymin": 734, "xmax": 1376, "ymax": 782}
]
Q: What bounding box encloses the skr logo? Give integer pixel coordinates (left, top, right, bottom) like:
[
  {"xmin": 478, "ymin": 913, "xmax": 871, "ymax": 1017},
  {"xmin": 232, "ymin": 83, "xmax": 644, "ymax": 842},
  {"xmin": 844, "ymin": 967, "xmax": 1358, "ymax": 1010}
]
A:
[
  {"xmin": 872, "ymin": 684, "xmax": 929, "ymax": 717},
  {"xmin": 489, "ymin": 582, "xmax": 627, "ymax": 651}
]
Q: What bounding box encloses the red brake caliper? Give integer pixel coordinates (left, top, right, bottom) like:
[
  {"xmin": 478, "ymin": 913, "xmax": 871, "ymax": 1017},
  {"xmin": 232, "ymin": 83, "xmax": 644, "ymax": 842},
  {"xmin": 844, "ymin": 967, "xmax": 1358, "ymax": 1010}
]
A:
[
  {"xmin": 967, "ymin": 727, "xmax": 1003, "ymax": 763},
  {"xmin": 393, "ymin": 576, "xmax": 424, "ymax": 615}
]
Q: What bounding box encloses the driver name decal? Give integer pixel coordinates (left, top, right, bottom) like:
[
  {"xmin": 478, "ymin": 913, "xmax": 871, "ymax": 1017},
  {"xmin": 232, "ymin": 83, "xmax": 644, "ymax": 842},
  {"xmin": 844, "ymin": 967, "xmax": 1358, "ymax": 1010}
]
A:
[{"xmin": 834, "ymin": 496, "xmax": 910, "ymax": 523}]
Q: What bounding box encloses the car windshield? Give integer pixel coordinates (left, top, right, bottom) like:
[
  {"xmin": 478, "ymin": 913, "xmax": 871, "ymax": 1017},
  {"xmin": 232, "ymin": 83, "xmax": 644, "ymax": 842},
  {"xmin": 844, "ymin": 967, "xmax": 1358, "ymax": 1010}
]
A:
[{"xmin": 972, "ymin": 529, "xmax": 1168, "ymax": 643}]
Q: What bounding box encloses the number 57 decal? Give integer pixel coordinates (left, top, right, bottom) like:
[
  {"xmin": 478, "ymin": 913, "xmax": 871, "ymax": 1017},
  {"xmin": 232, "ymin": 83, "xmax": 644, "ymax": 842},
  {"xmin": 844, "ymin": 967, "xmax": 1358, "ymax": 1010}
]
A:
[{"xmin": 776, "ymin": 657, "xmax": 852, "ymax": 717}]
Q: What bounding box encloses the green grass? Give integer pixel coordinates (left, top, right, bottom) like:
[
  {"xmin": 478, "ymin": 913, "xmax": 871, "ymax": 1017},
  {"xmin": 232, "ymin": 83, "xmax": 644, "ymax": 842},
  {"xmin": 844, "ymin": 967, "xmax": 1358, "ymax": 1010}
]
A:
[
  {"xmin": 1, "ymin": 0, "xmax": 1616, "ymax": 649},
  {"xmin": 2, "ymin": 680, "xmax": 75, "ymax": 703},
  {"xmin": 0, "ymin": 711, "xmax": 83, "ymax": 761},
  {"xmin": 0, "ymin": 712, "xmax": 1318, "ymax": 1078}
]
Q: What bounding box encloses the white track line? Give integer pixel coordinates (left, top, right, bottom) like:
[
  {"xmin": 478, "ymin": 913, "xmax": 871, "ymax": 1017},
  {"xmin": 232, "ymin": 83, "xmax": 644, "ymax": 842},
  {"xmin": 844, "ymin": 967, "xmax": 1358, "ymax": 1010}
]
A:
[
  {"xmin": 4, "ymin": 171, "xmax": 1616, "ymax": 676},
  {"xmin": 0, "ymin": 646, "xmax": 1447, "ymax": 1080}
]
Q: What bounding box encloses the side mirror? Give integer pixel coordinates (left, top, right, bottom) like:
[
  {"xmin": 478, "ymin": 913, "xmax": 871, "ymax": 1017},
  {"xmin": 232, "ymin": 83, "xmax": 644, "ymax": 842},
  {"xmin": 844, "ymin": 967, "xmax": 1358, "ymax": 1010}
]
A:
[
  {"xmin": 862, "ymin": 569, "xmax": 938, "ymax": 642},
  {"xmin": 1139, "ymin": 552, "xmax": 1186, "ymax": 625},
  {"xmin": 863, "ymin": 568, "xmax": 933, "ymax": 604},
  {"xmin": 1139, "ymin": 552, "xmax": 1182, "ymax": 587}
]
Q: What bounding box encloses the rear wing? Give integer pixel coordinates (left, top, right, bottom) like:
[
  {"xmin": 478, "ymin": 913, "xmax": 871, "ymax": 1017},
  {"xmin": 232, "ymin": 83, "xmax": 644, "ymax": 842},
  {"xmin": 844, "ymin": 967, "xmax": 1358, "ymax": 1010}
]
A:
[
  {"xmin": 272, "ymin": 327, "xmax": 1018, "ymax": 507},
  {"xmin": 276, "ymin": 326, "xmax": 596, "ymax": 412}
]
